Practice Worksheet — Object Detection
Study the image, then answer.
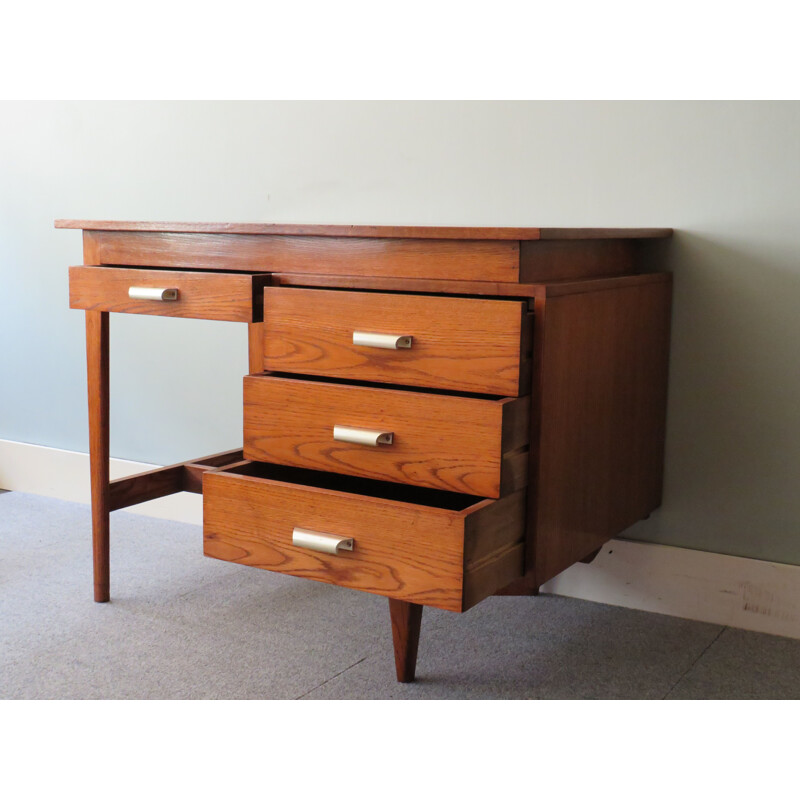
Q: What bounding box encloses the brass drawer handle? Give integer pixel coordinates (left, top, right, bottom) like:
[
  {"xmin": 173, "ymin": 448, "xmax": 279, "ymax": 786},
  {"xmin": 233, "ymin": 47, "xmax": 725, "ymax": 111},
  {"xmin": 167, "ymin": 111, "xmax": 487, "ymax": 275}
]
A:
[
  {"xmin": 333, "ymin": 425, "xmax": 393, "ymax": 446},
  {"xmin": 292, "ymin": 527, "xmax": 354, "ymax": 554},
  {"xmin": 352, "ymin": 331, "xmax": 412, "ymax": 350},
  {"xmin": 128, "ymin": 286, "xmax": 179, "ymax": 301}
]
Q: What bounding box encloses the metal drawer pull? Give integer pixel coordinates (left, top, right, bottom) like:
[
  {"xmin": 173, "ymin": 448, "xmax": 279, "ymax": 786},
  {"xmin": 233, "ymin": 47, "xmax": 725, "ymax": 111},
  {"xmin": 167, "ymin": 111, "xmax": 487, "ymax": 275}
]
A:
[
  {"xmin": 128, "ymin": 286, "xmax": 179, "ymax": 301},
  {"xmin": 333, "ymin": 425, "xmax": 393, "ymax": 446},
  {"xmin": 352, "ymin": 331, "xmax": 412, "ymax": 350},
  {"xmin": 292, "ymin": 527, "xmax": 354, "ymax": 554}
]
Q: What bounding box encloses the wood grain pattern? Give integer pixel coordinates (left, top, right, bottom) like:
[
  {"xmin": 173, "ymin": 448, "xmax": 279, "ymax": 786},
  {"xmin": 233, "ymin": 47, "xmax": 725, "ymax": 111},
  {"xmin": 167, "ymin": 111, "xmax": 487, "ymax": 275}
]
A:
[
  {"xmin": 202, "ymin": 463, "xmax": 524, "ymax": 612},
  {"xmin": 86, "ymin": 310, "xmax": 110, "ymax": 602},
  {"xmin": 464, "ymin": 487, "xmax": 527, "ymax": 566},
  {"xmin": 462, "ymin": 487, "xmax": 527, "ymax": 608},
  {"xmin": 56, "ymin": 219, "xmax": 674, "ymax": 240},
  {"xmin": 108, "ymin": 448, "xmax": 245, "ymax": 507},
  {"xmin": 500, "ymin": 448, "xmax": 529, "ymax": 496},
  {"xmin": 389, "ymin": 599, "xmax": 423, "ymax": 682},
  {"xmin": 182, "ymin": 464, "xmax": 214, "ymax": 494},
  {"xmin": 464, "ymin": 543, "xmax": 525, "ymax": 610},
  {"xmin": 262, "ymin": 287, "xmax": 531, "ymax": 395},
  {"xmin": 81, "ymin": 231, "xmax": 521, "ymax": 282},
  {"xmin": 462, "ymin": 490, "xmax": 525, "ymax": 607},
  {"xmin": 269, "ymin": 270, "xmax": 671, "ymax": 298},
  {"xmin": 109, "ymin": 465, "xmax": 185, "ymax": 510},
  {"xmin": 493, "ymin": 293, "xmax": 546, "ymax": 598},
  {"xmin": 519, "ymin": 239, "xmax": 635, "ymax": 282},
  {"xmin": 69, "ymin": 266, "xmax": 269, "ymax": 322},
  {"xmin": 532, "ymin": 278, "xmax": 672, "ymax": 585},
  {"xmin": 248, "ymin": 322, "xmax": 264, "ymax": 374},
  {"xmin": 243, "ymin": 374, "xmax": 529, "ymax": 498}
]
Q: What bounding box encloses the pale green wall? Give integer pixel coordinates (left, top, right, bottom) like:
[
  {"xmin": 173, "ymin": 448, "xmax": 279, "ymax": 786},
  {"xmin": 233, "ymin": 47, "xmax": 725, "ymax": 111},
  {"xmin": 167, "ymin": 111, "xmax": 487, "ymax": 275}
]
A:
[{"xmin": 2, "ymin": 101, "xmax": 799, "ymax": 563}]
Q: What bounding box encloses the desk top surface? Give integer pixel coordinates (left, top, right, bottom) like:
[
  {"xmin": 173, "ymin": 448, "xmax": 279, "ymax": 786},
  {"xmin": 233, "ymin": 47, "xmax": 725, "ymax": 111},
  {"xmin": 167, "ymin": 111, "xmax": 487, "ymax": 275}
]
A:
[{"xmin": 55, "ymin": 220, "xmax": 672, "ymax": 241}]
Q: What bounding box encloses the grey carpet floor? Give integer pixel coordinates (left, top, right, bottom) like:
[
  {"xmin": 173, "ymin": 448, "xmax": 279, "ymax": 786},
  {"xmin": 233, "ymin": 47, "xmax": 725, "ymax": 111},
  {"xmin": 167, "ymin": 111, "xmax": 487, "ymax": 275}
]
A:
[{"xmin": 2, "ymin": 490, "xmax": 800, "ymax": 700}]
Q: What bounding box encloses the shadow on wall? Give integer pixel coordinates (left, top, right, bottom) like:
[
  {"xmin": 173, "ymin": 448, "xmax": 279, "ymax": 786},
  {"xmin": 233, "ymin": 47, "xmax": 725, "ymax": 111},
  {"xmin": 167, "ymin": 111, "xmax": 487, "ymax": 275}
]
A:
[{"xmin": 623, "ymin": 230, "xmax": 800, "ymax": 565}]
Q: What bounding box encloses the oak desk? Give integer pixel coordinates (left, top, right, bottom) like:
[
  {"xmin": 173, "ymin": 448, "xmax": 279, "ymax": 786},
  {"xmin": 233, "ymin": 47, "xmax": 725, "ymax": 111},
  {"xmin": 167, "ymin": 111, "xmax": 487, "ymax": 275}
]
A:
[{"xmin": 58, "ymin": 220, "xmax": 672, "ymax": 683}]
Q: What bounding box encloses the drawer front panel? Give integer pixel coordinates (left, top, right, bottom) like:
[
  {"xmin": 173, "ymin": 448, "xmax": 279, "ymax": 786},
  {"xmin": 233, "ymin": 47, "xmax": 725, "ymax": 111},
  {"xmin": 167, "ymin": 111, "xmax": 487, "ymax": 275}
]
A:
[
  {"xmin": 69, "ymin": 266, "xmax": 269, "ymax": 322},
  {"xmin": 83, "ymin": 230, "xmax": 521, "ymax": 282},
  {"xmin": 243, "ymin": 375, "xmax": 529, "ymax": 498},
  {"xmin": 202, "ymin": 462, "xmax": 525, "ymax": 612},
  {"xmin": 263, "ymin": 287, "xmax": 532, "ymax": 395}
]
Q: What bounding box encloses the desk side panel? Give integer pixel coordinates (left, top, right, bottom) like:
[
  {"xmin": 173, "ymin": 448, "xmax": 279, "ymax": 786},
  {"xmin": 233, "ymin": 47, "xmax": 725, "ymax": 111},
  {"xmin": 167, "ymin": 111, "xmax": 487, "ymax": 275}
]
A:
[{"xmin": 532, "ymin": 277, "xmax": 673, "ymax": 585}]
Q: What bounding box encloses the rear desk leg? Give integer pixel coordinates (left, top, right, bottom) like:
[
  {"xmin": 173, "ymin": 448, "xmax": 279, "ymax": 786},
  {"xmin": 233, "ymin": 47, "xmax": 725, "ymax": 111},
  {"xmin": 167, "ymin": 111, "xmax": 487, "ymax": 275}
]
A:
[
  {"xmin": 388, "ymin": 599, "xmax": 423, "ymax": 683},
  {"xmin": 86, "ymin": 310, "xmax": 110, "ymax": 602}
]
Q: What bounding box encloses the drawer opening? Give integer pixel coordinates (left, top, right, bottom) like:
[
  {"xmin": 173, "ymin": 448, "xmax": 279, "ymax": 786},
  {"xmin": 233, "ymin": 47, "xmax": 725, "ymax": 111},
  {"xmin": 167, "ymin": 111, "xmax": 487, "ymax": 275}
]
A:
[
  {"xmin": 269, "ymin": 280, "xmax": 534, "ymax": 303},
  {"xmin": 217, "ymin": 461, "xmax": 485, "ymax": 511},
  {"xmin": 262, "ymin": 371, "xmax": 504, "ymax": 401}
]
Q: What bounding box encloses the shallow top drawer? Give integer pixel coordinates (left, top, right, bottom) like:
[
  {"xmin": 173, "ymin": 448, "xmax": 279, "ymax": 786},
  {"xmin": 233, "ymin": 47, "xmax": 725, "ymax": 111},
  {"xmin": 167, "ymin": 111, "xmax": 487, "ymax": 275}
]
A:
[
  {"xmin": 69, "ymin": 266, "xmax": 270, "ymax": 322},
  {"xmin": 262, "ymin": 287, "xmax": 532, "ymax": 396}
]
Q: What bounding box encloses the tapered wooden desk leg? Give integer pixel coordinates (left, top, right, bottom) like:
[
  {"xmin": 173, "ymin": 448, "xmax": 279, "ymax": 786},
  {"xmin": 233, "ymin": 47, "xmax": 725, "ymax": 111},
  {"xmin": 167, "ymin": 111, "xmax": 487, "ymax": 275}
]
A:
[
  {"xmin": 86, "ymin": 311, "xmax": 110, "ymax": 602},
  {"xmin": 389, "ymin": 599, "xmax": 423, "ymax": 683}
]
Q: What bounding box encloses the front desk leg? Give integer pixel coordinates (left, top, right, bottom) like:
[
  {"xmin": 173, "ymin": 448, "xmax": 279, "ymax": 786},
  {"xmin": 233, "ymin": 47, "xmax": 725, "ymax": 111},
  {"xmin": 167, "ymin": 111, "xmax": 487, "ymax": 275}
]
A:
[
  {"xmin": 86, "ymin": 310, "xmax": 110, "ymax": 602},
  {"xmin": 389, "ymin": 599, "xmax": 423, "ymax": 683}
]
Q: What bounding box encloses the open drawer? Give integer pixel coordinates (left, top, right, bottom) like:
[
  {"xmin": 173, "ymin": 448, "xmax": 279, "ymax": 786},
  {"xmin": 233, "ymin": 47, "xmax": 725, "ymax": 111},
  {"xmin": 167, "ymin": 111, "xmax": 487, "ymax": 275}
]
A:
[
  {"xmin": 69, "ymin": 266, "xmax": 270, "ymax": 322},
  {"xmin": 203, "ymin": 461, "xmax": 525, "ymax": 613},
  {"xmin": 243, "ymin": 373, "xmax": 530, "ymax": 498},
  {"xmin": 262, "ymin": 286, "xmax": 532, "ymax": 396}
]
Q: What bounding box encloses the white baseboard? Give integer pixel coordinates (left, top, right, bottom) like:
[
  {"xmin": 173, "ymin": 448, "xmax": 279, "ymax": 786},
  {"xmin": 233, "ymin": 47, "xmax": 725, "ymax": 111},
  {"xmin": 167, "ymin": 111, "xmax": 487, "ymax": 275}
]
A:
[
  {"xmin": 3, "ymin": 438, "xmax": 800, "ymax": 640},
  {"xmin": 0, "ymin": 438, "xmax": 202, "ymax": 525},
  {"xmin": 541, "ymin": 540, "xmax": 800, "ymax": 640}
]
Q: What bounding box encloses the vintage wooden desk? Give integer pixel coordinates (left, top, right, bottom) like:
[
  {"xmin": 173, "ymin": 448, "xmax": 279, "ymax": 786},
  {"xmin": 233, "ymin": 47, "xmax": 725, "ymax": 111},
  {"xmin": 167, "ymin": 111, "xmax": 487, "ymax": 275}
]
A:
[{"xmin": 58, "ymin": 220, "xmax": 672, "ymax": 682}]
